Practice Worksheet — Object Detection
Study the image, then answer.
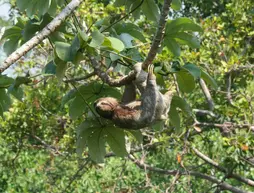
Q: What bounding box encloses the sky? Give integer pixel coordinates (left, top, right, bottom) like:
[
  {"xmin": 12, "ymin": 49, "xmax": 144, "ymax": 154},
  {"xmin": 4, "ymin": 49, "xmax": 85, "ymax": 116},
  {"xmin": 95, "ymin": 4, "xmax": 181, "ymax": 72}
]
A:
[{"xmin": 0, "ymin": 1, "xmax": 10, "ymax": 20}]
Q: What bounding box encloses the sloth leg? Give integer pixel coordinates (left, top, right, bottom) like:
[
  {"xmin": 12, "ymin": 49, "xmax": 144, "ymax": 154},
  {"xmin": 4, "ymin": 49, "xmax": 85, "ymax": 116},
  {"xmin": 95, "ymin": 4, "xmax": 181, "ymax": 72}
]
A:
[
  {"xmin": 138, "ymin": 64, "xmax": 158, "ymax": 125},
  {"xmin": 121, "ymin": 82, "xmax": 137, "ymax": 104}
]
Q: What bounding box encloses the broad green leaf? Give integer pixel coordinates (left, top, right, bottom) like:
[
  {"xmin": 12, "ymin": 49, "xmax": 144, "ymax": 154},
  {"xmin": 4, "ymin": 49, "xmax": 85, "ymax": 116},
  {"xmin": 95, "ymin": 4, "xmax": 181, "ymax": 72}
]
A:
[
  {"xmin": 166, "ymin": 18, "xmax": 203, "ymax": 34},
  {"xmin": 164, "ymin": 37, "xmax": 181, "ymax": 56},
  {"xmin": 37, "ymin": 0, "xmax": 51, "ymax": 17},
  {"xmin": 103, "ymin": 37, "xmax": 125, "ymax": 52},
  {"xmin": 69, "ymin": 36, "xmax": 80, "ymax": 61},
  {"xmin": 14, "ymin": 76, "xmax": 31, "ymax": 86},
  {"xmin": 55, "ymin": 42, "xmax": 71, "ymax": 62},
  {"xmin": 173, "ymin": 32, "xmax": 200, "ymax": 48},
  {"xmin": 126, "ymin": 130, "xmax": 143, "ymax": 144},
  {"xmin": 171, "ymin": 0, "xmax": 181, "ymax": 11},
  {"xmin": 69, "ymin": 96, "xmax": 86, "ymax": 120},
  {"xmin": 182, "ymin": 63, "xmax": 201, "ymax": 79},
  {"xmin": 76, "ymin": 120, "xmax": 106, "ymax": 162},
  {"xmin": 0, "ymin": 89, "xmax": 12, "ymax": 117},
  {"xmin": 17, "ymin": 0, "xmax": 51, "ymax": 17},
  {"xmin": 55, "ymin": 58, "xmax": 68, "ymax": 80},
  {"xmin": 8, "ymin": 85, "xmax": 23, "ymax": 101},
  {"xmin": 1, "ymin": 26, "xmax": 23, "ymax": 40},
  {"xmin": 0, "ymin": 75, "xmax": 14, "ymax": 88},
  {"xmin": 23, "ymin": 21, "xmax": 40, "ymax": 41},
  {"xmin": 89, "ymin": 30, "xmax": 105, "ymax": 47},
  {"xmin": 16, "ymin": 0, "xmax": 30, "ymax": 12},
  {"xmin": 119, "ymin": 33, "xmax": 133, "ymax": 48},
  {"xmin": 3, "ymin": 37, "xmax": 21, "ymax": 55},
  {"xmin": 79, "ymin": 30, "xmax": 89, "ymax": 42},
  {"xmin": 87, "ymin": 128, "xmax": 106, "ymax": 163},
  {"xmin": 200, "ymin": 68, "xmax": 218, "ymax": 89},
  {"xmin": 42, "ymin": 61, "xmax": 56, "ymax": 75},
  {"xmin": 105, "ymin": 127, "xmax": 127, "ymax": 157},
  {"xmin": 110, "ymin": 53, "xmax": 121, "ymax": 61},
  {"xmin": 176, "ymin": 70, "xmax": 195, "ymax": 93},
  {"xmin": 171, "ymin": 95, "xmax": 191, "ymax": 116},
  {"xmin": 141, "ymin": 0, "xmax": 160, "ymax": 22},
  {"xmin": 61, "ymin": 89, "xmax": 76, "ymax": 108},
  {"xmin": 152, "ymin": 121, "xmax": 164, "ymax": 131},
  {"xmin": 168, "ymin": 106, "xmax": 181, "ymax": 133},
  {"xmin": 114, "ymin": 23, "xmax": 146, "ymax": 42}
]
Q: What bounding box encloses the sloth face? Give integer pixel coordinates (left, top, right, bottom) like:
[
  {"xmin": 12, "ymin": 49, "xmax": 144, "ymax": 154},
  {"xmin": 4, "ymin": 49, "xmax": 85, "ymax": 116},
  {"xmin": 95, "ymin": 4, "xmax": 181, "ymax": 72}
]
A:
[{"xmin": 94, "ymin": 97, "xmax": 119, "ymax": 119}]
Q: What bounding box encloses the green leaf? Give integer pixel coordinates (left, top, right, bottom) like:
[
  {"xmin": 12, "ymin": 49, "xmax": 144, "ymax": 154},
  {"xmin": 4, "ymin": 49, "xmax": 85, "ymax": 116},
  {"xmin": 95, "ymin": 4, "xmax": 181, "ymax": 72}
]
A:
[
  {"xmin": 16, "ymin": 0, "xmax": 30, "ymax": 12},
  {"xmin": 0, "ymin": 89, "xmax": 12, "ymax": 118},
  {"xmin": 79, "ymin": 30, "xmax": 89, "ymax": 42},
  {"xmin": 69, "ymin": 96, "xmax": 86, "ymax": 120},
  {"xmin": 61, "ymin": 89, "xmax": 76, "ymax": 108},
  {"xmin": 126, "ymin": 130, "xmax": 143, "ymax": 144},
  {"xmin": 17, "ymin": 0, "xmax": 51, "ymax": 17},
  {"xmin": 173, "ymin": 32, "xmax": 200, "ymax": 48},
  {"xmin": 42, "ymin": 61, "xmax": 56, "ymax": 75},
  {"xmin": 103, "ymin": 37, "xmax": 125, "ymax": 52},
  {"xmin": 69, "ymin": 35, "xmax": 81, "ymax": 61},
  {"xmin": 182, "ymin": 63, "xmax": 201, "ymax": 79},
  {"xmin": 87, "ymin": 128, "xmax": 106, "ymax": 163},
  {"xmin": 3, "ymin": 37, "xmax": 21, "ymax": 56},
  {"xmin": 55, "ymin": 58, "xmax": 68, "ymax": 80},
  {"xmin": 14, "ymin": 76, "xmax": 31, "ymax": 86},
  {"xmin": 171, "ymin": 0, "xmax": 181, "ymax": 11},
  {"xmin": 76, "ymin": 120, "xmax": 104, "ymax": 161},
  {"xmin": 23, "ymin": 21, "xmax": 40, "ymax": 41},
  {"xmin": 89, "ymin": 30, "xmax": 105, "ymax": 47},
  {"xmin": 104, "ymin": 127, "xmax": 127, "ymax": 157},
  {"xmin": 176, "ymin": 70, "xmax": 196, "ymax": 93},
  {"xmin": 8, "ymin": 85, "xmax": 23, "ymax": 101},
  {"xmin": 171, "ymin": 96, "xmax": 191, "ymax": 116},
  {"xmin": 114, "ymin": 23, "xmax": 146, "ymax": 42},
  {"xmin": 0, "ymin": 75, "xmax": 14, "ymax": 88},
  {"xmin": 164, "ymin": 37, "xmax": 181, "ymax": 56},
  {"xmin": 1, "ymin": 26, "xmax": 23, "ymax": 40},
  {"xmin": 168, "ymin": 106, "xmax": 181, "ymax": 133},
  {"xmin": 152, "ymin": 121, "xmax": 165, "ymax": 131},
  {"xmin": 166, "ymin": 18, "xmax": 203, "ymax": 34},
  {"xmin": 55, "ymin": 42, "xmax": 71, "ymax": 62},
  {"xmin": 200, "ymin": 68, "xmax": 218, "ymax": 89},
  {"xmin": 141, "ymin": 0, "xmax": 160, "ymax": 22}
]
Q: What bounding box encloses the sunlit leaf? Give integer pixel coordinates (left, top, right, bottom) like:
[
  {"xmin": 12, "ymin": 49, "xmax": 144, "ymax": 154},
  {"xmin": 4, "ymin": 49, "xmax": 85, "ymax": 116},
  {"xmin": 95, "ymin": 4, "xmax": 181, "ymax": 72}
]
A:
[
  {"xmin": 89, "ymin": 30, "xmax": 105, "ymax": 47},
  {"xmin": 171, "ymin": 0, "xmax": 181, "ymax": 11}
]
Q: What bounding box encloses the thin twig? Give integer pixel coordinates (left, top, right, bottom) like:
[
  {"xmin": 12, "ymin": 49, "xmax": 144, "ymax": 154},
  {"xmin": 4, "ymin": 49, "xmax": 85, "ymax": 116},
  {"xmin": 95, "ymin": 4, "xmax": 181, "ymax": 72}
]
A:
[
  {"xmin": 63, "ymin": 71, "xmax": 96, "ymax": 82},
  {"xmin": 192, "ymin": 147, "xmax": 254, "ymax": 187},
  {"xmin": 128, "ymin": 155, "xmax": 251, "ymax": 193}
]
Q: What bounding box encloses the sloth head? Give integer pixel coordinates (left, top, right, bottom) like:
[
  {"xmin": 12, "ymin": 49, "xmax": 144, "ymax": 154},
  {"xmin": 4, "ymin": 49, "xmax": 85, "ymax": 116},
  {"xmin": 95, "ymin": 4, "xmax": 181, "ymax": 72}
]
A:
[{"xmin": 94, "ymin": 97, "xmax": 119, "ymax": 119}]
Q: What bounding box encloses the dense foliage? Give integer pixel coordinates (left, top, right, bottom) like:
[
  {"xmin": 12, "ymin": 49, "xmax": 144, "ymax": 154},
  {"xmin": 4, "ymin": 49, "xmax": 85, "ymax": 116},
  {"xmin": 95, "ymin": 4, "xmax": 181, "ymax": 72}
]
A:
[{"xmin": 0, "ymin": 0, "xmax": 253, "ymax": 192}]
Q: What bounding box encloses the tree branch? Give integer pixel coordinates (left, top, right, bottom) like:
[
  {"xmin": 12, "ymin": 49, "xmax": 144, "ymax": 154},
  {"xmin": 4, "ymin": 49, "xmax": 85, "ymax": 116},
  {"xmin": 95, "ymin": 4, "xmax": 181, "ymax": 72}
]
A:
[
  {"xmin": 128, "ymin": 155, "xmax": 251, "ymax": 193},
  {"xmin": 63, "ymin": 71, "xmax": 96, "ymax": 82},
  {"xmin": 0, "ymin": 0, "xmax": 83, "ymax": 73},
  {"xmin": 142, "ymin": 0, "xmax": 172, "ymax": 69},
  {"xmin": 194, "ymin": 121, "xmax": 254, "ymax": 134},
  {"xmin": 192, "ymin": 147, "xmax": 254, "ymax": 187},
  {"xmin": 199, "ymin": 79, "xmax": 214, "ymax": 111},
  {"xmin": 89, "ymin": 56, "xmax": 136, "ymax": 86}
]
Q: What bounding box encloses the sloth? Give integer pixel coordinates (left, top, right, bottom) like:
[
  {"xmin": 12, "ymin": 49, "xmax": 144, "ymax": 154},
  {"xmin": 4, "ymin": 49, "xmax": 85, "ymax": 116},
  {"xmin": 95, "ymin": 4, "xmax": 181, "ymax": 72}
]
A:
[{"xmin": 94, "ymin": 63, "xmax": 173, "ymax": 129}]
